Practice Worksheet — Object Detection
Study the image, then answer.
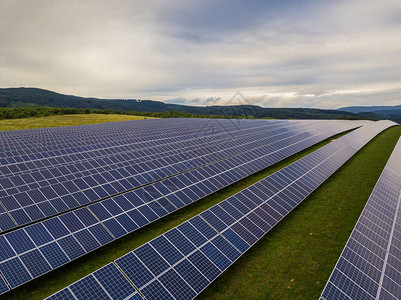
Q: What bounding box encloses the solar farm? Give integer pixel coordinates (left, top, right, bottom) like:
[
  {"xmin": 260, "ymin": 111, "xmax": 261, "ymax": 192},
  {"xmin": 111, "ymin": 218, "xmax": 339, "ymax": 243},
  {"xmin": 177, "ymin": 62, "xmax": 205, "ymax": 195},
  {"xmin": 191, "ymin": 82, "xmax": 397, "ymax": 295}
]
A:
[{"xmin": 0, "ymin": 118, "xmax": 400, "ymax": 300}]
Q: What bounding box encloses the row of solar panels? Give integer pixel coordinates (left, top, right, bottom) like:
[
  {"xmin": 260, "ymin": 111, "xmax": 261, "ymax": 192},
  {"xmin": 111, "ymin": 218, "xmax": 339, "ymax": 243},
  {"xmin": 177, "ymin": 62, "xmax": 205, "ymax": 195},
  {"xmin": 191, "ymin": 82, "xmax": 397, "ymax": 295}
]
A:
[
  {"xmin": 0, "ymin": 119, "xmax": 279, "ymax": 166},
  {"xmin": 321, "ymin": 133, "xmax": 401, "ymax": 299},
  {"xmin": 0, "ymin": 119, "xmax": 238, "ymax": 155},
  {"xmin": 0, "ymin": 121, "xmax": 310, "ymax": 191},
  {"xmin": 0, "ymin": 121, "xmax": 313, "ymax": 230},
  {"xmin": 0, "ymin": 121, "xmax": 359, "ymax": 294},
  {"xmin": 0, "ymin": 120, "xmax": 280, "ymax": 183},
  {"xmin": 0, "ymin": 118, "xmax": 254, "ymax": 151},
  {"xmin": 0, "ymin": 121, "xmax": 317, "ymax": 199},
  {"xmin": 44, "ymin": 120, "xmax": 396, "ymax": 300},
  {"xmin": 0, "ymin": 121, "xmax": 355, "ymax": 233}
]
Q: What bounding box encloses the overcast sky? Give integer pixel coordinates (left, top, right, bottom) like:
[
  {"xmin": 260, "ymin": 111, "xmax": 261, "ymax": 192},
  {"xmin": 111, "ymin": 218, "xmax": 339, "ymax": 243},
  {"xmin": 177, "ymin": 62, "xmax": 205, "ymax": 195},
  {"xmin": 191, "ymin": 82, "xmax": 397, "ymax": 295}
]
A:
[{"xmin": 1, "ymin": 0, "xmax": 400, "ymax": 108}]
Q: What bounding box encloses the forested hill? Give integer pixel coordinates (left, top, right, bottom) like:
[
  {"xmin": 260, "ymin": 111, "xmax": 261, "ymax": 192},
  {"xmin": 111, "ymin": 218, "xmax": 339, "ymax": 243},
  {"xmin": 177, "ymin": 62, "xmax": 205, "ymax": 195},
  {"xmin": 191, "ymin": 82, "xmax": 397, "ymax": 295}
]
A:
[{"xmin": 0, "ymin": 87, "xmax": 366, "ymax": 120}]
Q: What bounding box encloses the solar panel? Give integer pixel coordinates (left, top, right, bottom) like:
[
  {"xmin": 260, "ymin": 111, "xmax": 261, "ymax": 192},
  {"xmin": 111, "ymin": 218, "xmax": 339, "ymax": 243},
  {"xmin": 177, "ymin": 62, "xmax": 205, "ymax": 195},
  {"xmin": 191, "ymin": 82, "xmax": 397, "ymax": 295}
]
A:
[
  {"xmin": 93, "ymin": 263, "xmax": 138, "ymax": 300},
  {"xmin": 0, "ymin": 120, "xmax": 367, "ymax": 294},
  {"xmin": 320, "ymin": 134, "xmax": 401, "ymax": 300},
  {"xmin": 0, "ymin": 275, "xmax": 9, "ymax": 295},
  {"xmin": 1, "ymin": 119, "xmax": 353, "ymax": 230},
  {"xmin": 45, "ymin": 120, "xmax": 396, "ymax": 300}
]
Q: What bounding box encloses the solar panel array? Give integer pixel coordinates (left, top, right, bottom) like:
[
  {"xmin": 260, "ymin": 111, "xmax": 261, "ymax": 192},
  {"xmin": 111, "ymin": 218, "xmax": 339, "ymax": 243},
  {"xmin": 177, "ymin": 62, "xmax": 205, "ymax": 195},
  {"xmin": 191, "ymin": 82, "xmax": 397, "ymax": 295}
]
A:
[
  {"xmin": 321, "ymin": 133, "xmax": 401, "ymax": 300},
  {"xmin": 1, "ymin": 119, "xmax": 294, "ymax": 230},
  {"xmin": 0, "ymin": 119, "xmax": 366, "ymax": 295},
  {"xmin": 46, "ymin": 120, "xmax": 396, "ymax": 300},
  {"xmin": 0, "ymin": 119, "xmax": 357, "ymax": 232}
]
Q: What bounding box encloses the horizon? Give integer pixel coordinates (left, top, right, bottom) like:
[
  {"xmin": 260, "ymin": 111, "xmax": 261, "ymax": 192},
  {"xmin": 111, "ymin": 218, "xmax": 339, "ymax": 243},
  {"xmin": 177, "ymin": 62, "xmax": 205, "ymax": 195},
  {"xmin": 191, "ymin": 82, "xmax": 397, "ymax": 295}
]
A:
[
  {"xmin": 1, "ymin": 1, "xmax": 401, "ymax": 109},
  {"xmin": 2, "ymin": 86, "xmax": 396, "ymax": 110}
]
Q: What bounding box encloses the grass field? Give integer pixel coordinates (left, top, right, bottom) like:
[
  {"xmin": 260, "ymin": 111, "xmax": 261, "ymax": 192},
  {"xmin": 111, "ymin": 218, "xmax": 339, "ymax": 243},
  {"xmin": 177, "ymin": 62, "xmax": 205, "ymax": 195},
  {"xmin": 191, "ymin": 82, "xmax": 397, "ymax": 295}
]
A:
[
  {"xmin": 1, "ymin": 117, "xmax": 400, "ymax": 300},
  {"xmin": 0, "ymin": 114, "xmax": 155, "ymax": 131}
]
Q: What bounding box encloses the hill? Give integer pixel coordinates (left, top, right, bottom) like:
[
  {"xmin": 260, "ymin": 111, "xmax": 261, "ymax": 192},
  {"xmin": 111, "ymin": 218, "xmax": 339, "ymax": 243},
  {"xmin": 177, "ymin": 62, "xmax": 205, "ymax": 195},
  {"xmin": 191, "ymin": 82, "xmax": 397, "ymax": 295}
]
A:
[
  {"xmin": 338, "ymin": 104, "xmax": 401, "ymax": 114},
  {"xmin": 0, "ymin": 87, "xmax": 365, "ymax": 120},
  {"xmin": 339, "ymin": 104, "xmax": 401, "ymax": 122}
]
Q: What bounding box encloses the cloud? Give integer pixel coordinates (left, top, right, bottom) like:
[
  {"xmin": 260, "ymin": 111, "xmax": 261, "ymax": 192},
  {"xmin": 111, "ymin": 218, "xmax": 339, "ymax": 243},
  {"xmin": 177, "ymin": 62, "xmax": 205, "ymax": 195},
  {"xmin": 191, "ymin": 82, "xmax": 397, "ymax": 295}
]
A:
[{"xmin": 0, "ymin": 0, "xmax": 400, "ymax": 108}]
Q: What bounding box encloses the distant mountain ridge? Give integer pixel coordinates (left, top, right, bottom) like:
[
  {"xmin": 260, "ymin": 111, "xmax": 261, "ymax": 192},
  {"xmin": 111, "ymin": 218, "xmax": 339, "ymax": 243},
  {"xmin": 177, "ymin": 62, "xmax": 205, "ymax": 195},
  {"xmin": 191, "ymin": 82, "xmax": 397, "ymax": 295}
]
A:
[
  {"xmin": 0, "ymin": 87, "xmax": 369, "ymax": 120},
  {"xmin": 339, "ymin": 104, "xmax": 401, "ymax": 122},
  {"xmin": 338, "ymin": 104, "xmax": 401, "ymax": 114}
]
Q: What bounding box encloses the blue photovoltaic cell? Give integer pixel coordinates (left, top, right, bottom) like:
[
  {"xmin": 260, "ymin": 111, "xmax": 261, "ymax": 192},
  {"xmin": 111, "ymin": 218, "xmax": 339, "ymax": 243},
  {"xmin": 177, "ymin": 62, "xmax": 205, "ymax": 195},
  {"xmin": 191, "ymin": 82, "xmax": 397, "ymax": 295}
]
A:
[
  {"xmin": 20, "ymin": 249, "xmax": 52, "ymax": 278},
  {"xmin": 166, "ymin": 194, "xmax": 185, "ymax": 209},
  {"xmin": 5, "ymin": 229, "xmax": 35, "ymax": 254},
  {"xmin": 39, "ymin": 242, "xmax": 69, "ymax": 268},
  {"xmin": 89, "ymin": 203, "xmax": 111, "ymax": 221},
  {"xmin": 126, "ymin": 209, "xmax": 149, "ymax": 227},
  {"xmin": 137, "ymin": 205, "xmax": 158, "ymax": 222},
  {"xmin": 43, "ymin": 218, "xmax": 70, "ymax": 239},
  {"xmin": 210, "ymin": 205, "xmax": 235, "ymax": 226},
  {"xmin": 0, "ymin": 236, "xmax": 16, "ymax": 261},
  {"xmin": 189, "ymin": 216, "xmax": 218, "ymax": 239},
  {"xmin": 88, "ymin": 224, "xmax": 114, "ymax": 245},
  {"xmin": 165, "ymin": 228, "xmax": 196, "ymax": 256},
  {"xmin": 38, "ymin": 202, "xmax": 57, "ymax": 217},
  {"xmin": 125, "ymin": 192, "xmax": 144, "ymax": 207},
  {"xmin": 74, "ymin": 208, "xmax": 97, "ymax": 226},
  {"xmin": 150, "ymin": 236, "xmax": 183, "ymax": 266},
  {"xmin": 69, "ymin": 275, "xmax": 109, "ymax": 300},
  {"xmin": 25, "ymin": 223, "xmax": 53, "ymax": 247},
  {"xmin": 177, "ymin": 222, "xmax": 207, "ymax": 247},
  {"xmin": 0, "ymin": 276, "xmax": 9, "ymax": 295},
  {"xmin": 159, "ymin": 269, "xmax": 197, "ymax": 299},
  {"xmin": 25, "ymin": 205, "xmax": 45, "ymax": 221},
  {"xmin": 201, "ymin": 242, "xmax": 231, "ymax": 271},
  {"xmin": 157, "ymin": 198, "xmax": 176, "ymax": 213},
  {"xmin": 103, "ymin": 218, "xmax": 127, "ymax": 238},
  {"xmin": 211, "ymin": 235, "xmax": 241, "ymax": 262},
  {"xmin": 113, "ymin": 195, "xmax": 134, "ymax": 211},
  {"xmin": 93, "ymin": 263, "xmax": 137, "ymax": 300},
  {"xmin": 239, "ymin": 216, "xmax": 264, "ymax": 239},
  {"xmin": 1, "ymin": 196, "xmax": 19, "ymax": 210},
  {"xmin": 126, "ymin": 292, "xmax": 143, "ymax": 300},
  {"xmin": 61, "ymin": 195, "xmax": 80, "ymax": 210},
  {"xmin": 174, "ymin": 259, "xmax": 210, "ymax": 293},
  {"xmin": 57, "ymin": 235, "xmax": 85, "ymax": 260},
  {"xmin": 0, "ymin": 214, "xmax": 16, "ymax": 231},
  {"xmin": 221, "ymin": 228, "xmax": 250, "ymax": 253},
  {"xmin": 188, "ymin": 250, "xmax": 221, "ymax": 281},
  {"xmin": 0, "ymin": 258, "xmax": 32, "ymax": 288},
  {"xmin": 115, "ymin": 252, "xmax": 153, "ymax": 288},
  {"xmin": 147, "ymin": 201, "xmax": 169, "ymax": 218},
  {"xmin": 200, "ymin": 210, "xmax": 227, "ymax": 232},
  {"xmin": 115, "ymin": 213, "xmax": 138, "ymax": 232},
  {"xmin": 46, "ymin": 288, "xmax": 75, "ymax": 300},
  {"xmin": 141, "ymin": 279, "xmax": 173, "ymax": 300},
  {"xmin": 73, "ymin": 229, "xmax": 100, "ymax": 252},
  {"xmin": 247, "ymin": 212, "xmax": 271, "ymax": 232},
  {"xmin": 102, "ymin": 199, "xmax": 123, "ymax": 216},
  {"xmin": 134, "ymin": 243, "xmax": 169, "ymax": 276},
  {"xmin": 231, "ymin": 222, "xmax": 258, "ymax": 246}
]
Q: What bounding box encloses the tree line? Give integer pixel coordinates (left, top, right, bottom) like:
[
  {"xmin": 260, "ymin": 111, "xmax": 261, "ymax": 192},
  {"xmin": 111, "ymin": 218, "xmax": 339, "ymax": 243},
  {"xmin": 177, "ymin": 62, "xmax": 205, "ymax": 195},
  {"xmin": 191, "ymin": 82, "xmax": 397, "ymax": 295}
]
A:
[{"xmin": 0, "ymin": 107, "xmax": 243, "ymax": 120}]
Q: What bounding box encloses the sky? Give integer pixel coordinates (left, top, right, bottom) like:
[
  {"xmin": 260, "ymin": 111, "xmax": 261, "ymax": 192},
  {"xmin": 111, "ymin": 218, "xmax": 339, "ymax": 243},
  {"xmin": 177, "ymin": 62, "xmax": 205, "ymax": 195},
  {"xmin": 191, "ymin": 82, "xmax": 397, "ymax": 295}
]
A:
[{"xmin": 1, "ymin": 0, "xmax": 400, "ymax": 109}]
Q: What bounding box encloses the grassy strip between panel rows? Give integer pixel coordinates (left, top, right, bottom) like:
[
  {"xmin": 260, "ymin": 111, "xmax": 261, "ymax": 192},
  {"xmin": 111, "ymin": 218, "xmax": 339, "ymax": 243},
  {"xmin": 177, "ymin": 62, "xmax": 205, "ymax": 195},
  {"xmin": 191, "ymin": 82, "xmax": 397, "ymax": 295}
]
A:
[
  {"xmin": 0, "ymin": 114, "xmax": 156, "ymax": 131},
  {"xmin": 1, "ymin": 124, "xmax": 399, "ymax": 300}
]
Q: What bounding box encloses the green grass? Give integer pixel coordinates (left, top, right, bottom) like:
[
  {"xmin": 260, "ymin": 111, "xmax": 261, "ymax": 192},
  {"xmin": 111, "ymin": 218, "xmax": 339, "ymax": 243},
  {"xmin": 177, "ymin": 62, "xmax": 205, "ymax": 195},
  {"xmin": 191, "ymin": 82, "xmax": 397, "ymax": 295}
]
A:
[
  {"xmin": 1, "ymin": 118, "xmax": 400, "ymax": 300},
  {"xmin": 0, "ymin": 114, "xmax": 156, "ymax": 131}
]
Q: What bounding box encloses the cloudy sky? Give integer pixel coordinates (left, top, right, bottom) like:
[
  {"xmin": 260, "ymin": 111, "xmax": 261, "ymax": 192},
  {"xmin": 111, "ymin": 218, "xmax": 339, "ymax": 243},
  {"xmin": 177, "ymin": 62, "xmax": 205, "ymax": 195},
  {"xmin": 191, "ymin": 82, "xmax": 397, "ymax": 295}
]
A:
[{"xmin": 1, "ymin": 0, "xmax": 400, "ymax": 108}]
